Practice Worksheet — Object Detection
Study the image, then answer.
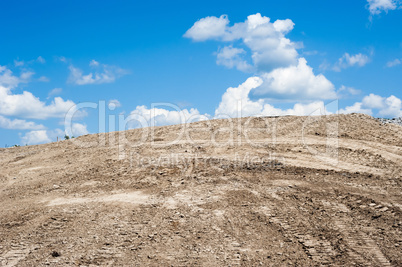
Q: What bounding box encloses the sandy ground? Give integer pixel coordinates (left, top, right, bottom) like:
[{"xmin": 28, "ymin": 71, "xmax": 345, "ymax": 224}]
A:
[{"xmin": 0, "ymin": 113, "xmax": 401, "ymax": 266}]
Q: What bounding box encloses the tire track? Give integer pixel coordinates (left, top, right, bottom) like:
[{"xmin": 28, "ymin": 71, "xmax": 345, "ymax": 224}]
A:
[
  {"xmin": 321, "ymin": 201, "xmax": 392, "ymax": 266},
  {"xmin": 258, "ymin": 205, "xmax": 336, "ymax": 264}
]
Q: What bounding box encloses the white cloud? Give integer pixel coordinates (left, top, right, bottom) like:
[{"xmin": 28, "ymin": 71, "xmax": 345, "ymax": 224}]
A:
[
  {"xmin": 0, "ymin": 66, "xmax": 34, "ymax": 88},
  {"xmin": 0, "ymin": 115, "xmax": 45, "ymax": 130},
  {"xmin": 127, "ymin": 83, "xmax": 332, "ymax": 130},
  {"xmin": 129, "ymin": 105, "xmax": 207, "ymax": 128},
  {"xmin": 378, "ymin": 95, "xmax": 402, "ymax": 117},
  {"xmin": 127, "ymin": 75, "xmax": 367, "ymax": 133},
  {"xmin": 215, "ymin": 77, "xmax": 264, "ymax": 117},
  {"xmin": 340, "ymin": 94, "xmax": 402, "ymax": 118},
  {"xmin": 339, "ymin": 102, "xmax": 373, "ymax": 115},
  {"xmin": 185, "ymin": 13, "xmax": 335, "ymax": 102},
  {"xmin": 21, "ymin": 124, "xmax": 89, "ymax": 145},
  {"xmin": 68, "ymin": 60, "xmax": 128, "ymax": 85},
  {"xmin": 216, "ymin": 46, "xmax": 253, "ymax": 72},
  {"xmin": 0, "ymin": 85, "xmax": 80, "ymax": 119},
  {"xmin": 362, "ymin": 93, "xmax": 386, "ymax": 109},
  {"xmin": 38, "ymin": 76, "xmax": 50, "ymax": 82},
  {"xmin": 89, "ymin": 59, "xmax": 100, "ymax": 67},
  {"xmin": 215, "ymin": 77, "xmax": 331, "ymax": 117},
  {"xmin": 14, "ymin": 60, "xmax": 24, "ymax": 67},
  {"xmin": 184, "ymin": 15, "xmax": 229, "ymax": 41},
  {"xmin": 48, "ymin": 88, "xmax": 62, "ymax": 98},
  {"xmin": 21, "ymin": 130, "xmax": 51, "ymax": 145},
  {"xmin": 13, "ymin": 56, "xmax": 45, "ymax": 67},
  {"xmin": 386, "ymin": 58, "xmax": 401, "ymax": 67},
  {"xmin": 37, "ymin": 56, "xmax": 46, "ymax": 64},
  {"xmin": 56, "ymin": 56, "xmax": 67, "ymax": 63},
  {"xmin": 333, "ymin": 53, "xmax": 371, "ymax": 71},
  {"xmin": 367, "ymin": 0, "xmax": 399, "ymax": 15},
  {"xmin": 273, "ymin": 19, "xmax": 295, "ymax": 34},
  {"xmin": 337, "ymin": 85, "xmax": 362, "ymax": 97},
  {"xmin": 252, "ymin": 58, "xmax": 336, "ymax": 100},
  {"xmin": 318, "ymin": 60, "xmax": 331, "ymax": 71},
  {"xmin": 303, "ymin": 50, "xmax": 319, "ymax": 56},
  {"xmin": 185, "ymin": 13, "xmax": 299, "ymax": 71},
  {"xmin": 108, "ymin": 99, "xmax": 121, "ymax": 109},
  {"xmin": 20, "ymin": 71, "xmax": 34, "ymax": 81},
  {"xmin": 0, "ymin": 66, "xmax": 82, "ymax": 120},
  {"xmin": 71, "ymin": 123, "xmax": 89, "ymax": 136},
  {"xmin": 0, "ymin": 65, "xmax": 91, "ymax": 146},
  {"xmin": 344, "ymin": 53, "xmax": 371, "ymax": 66}
]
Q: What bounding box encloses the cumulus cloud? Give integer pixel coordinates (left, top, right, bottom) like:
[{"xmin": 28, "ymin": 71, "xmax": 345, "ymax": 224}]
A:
[
  {"xmin": 367, "ymin": 0, "xmax": 399, "ymax": 15},
  {"xmin": 68, "ymin": 60, "xmax": 128, "ymax": 85},
  {"xmin": 216, "ymin": 46, "xmax": 253, "ymax": 72},
  {"xmin": 0, "ymin": 66, "xmax": 34, "ymax": 88},
  {"xmin": 215, "ymin": 77, "xmax": 331, "ymax": 117},
  {"xmin": 333, "ymin": 53, "xmax": 371, "ymax": 71},
  {"xmin": 252, "ymin": 58, "xmax": 336, "ymax": 100},
  {"xmin": 21, "ymin": 123, "xmax": 89, "ymax": 145},
  {"xmin": 70, "ymin": 123, "xmax": 89, "ymax": 136},
  {"xmin": 379, "ymin": 95, "xmax": 402, "ymax": 117},
  {"xmin": 184, "ymin": 15, "xmax": 230, "ymax": 41},
  {"xmin": 128, "ymin": 105, "xmax": 207, "ymax": 128},
  {"xmin": 0, "ymin": 115, "xmax": 45, "ymax": 130},
  {"xmin": 185, "ymin": 13, "xmax": 335, "ymax": 102},
  {"xmin": 0, "ymin": 66, "xmax": 82, "ymax": 120},
  {"xmin": 128, "ymin": 76, "xmax": 334, "ymax": 128},
  {"xmin": 185, "ymin": 13, "xmax": 299, "ymax": 71},
  {"xmin": 20, "ymin": 130, "xmax": 52, "ymax": 145},
  {"xmin": 0, "ymin": 85, "xmax": 80, "ymax": 120},
  {"xmin": 364, "ymin": 94, "xmax": 402, "ymax": 117},
  {"xmin": 362, "ymin": 93, "xmax": 386, "ymax": 109},
  {"xmin": 240, "ymin": 15, "xmax": 298, "ymax": 71},
  {"xmin": 340, "ymin": 93, "xmax": 402, "ymax": 118},
  {"xmin": 215, "ymin": 77, "xmax": 264, "ymax": 117},
  {"xmin": 386, "ymin": 58, "xmax": 401, "ymax": 67},
  {"xmin": 339, "ymin": 102, "xmax": 373, "ymax": 115}
]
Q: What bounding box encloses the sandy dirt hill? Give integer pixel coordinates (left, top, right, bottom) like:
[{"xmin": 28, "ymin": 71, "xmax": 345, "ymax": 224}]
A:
[{"xmin": 0, "ymin": 113, "xmax": 401, "ymax": 266}]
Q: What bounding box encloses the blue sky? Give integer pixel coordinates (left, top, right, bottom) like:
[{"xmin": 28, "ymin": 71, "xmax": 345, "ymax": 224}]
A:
[{"xmin": 0, "ymin": 0, "xmax": 401, "ymax": 146}]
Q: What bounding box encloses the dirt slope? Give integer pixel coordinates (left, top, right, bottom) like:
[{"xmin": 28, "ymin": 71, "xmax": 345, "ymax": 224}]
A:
[{"xmin": 0, "ymin": 113, "xmax": 401, "ymax": 266}]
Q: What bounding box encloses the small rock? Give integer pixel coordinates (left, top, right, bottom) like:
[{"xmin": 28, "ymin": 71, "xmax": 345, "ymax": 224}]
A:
[{"xmin": 51, "ymin": 251, "xmax": 61, "ymax": 257}]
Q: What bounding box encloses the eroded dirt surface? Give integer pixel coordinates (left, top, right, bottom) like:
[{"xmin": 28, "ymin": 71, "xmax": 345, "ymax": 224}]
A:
[{"xmin": 0, "ymin": 114, "xmax": 401, "ymax": 266}]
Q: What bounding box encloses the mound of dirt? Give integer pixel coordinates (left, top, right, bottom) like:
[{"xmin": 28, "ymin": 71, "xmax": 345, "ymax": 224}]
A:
[{"xmin": 0, "ymin": 113, "xmax": 401, "ymax": 266}]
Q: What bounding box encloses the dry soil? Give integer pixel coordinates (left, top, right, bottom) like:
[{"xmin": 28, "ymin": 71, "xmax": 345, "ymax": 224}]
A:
[{"xmin": 0, "ymin": 113, "xmax": 401, "ymax": 266}]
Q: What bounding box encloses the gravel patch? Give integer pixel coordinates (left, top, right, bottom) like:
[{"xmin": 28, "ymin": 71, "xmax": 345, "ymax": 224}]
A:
[{"xmin": 377, "ymin": 117, "xmax": 402, "ymax": 127}]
